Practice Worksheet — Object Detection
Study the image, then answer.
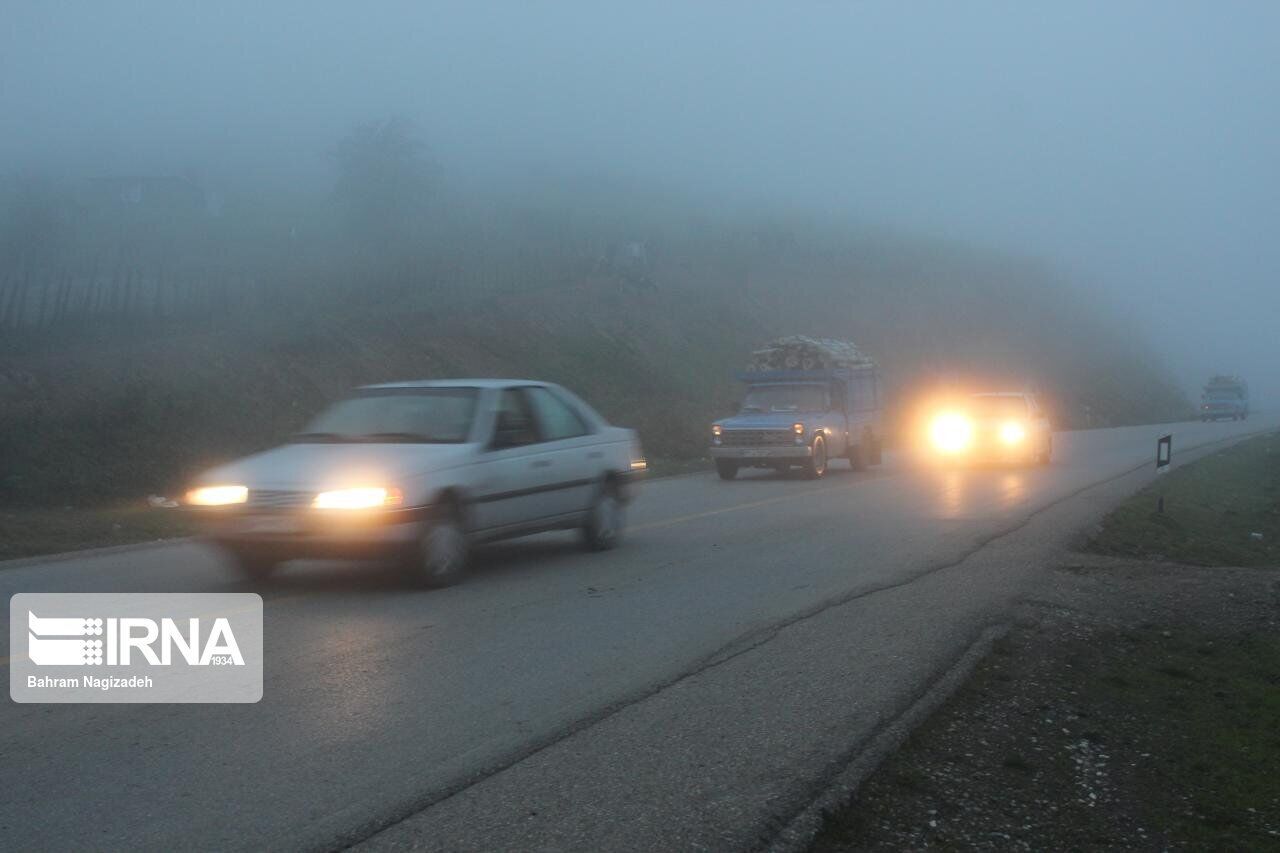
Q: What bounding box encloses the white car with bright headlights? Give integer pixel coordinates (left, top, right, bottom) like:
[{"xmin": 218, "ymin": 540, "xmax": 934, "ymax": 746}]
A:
[
  {"xmin": 927, "ymin": 392, "xmax": 1052, "ymax": 465},
  {"xmin": 186, "ymin": 379, "xmax": 645, "ymax": 586}
]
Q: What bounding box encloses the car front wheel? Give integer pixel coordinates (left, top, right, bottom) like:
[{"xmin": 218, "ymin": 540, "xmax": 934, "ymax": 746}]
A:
[
  {"xmin": 716, "ymin": 459, "xmax": 739, "ymax": 480},
  {"xmin": 410, "ymin": 508, "xmax": 469, "ymax": 588},
  {"xmin": 582, "ymin": 482, "xmax": 623, "ymax": 551},
  {"xmin": 223, "ymin": 546, "xmax": 278, "ymax": 581}
]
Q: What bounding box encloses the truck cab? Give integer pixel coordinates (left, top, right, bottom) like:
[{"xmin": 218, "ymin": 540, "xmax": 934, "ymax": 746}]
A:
[{"xmin": 709, "ymin": 366, "xmax": 884, "ymax": 480}]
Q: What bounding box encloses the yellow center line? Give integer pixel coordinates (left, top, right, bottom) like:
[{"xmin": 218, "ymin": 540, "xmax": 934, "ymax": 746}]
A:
[{"xmin": 632, "ymin": 481, "xmax": 857, "ymax": 532}]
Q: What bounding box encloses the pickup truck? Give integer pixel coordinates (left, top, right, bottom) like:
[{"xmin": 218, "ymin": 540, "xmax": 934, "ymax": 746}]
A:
[{"xmin": 709, "ymin": 366, "xmax": 884, "ymax": 480}]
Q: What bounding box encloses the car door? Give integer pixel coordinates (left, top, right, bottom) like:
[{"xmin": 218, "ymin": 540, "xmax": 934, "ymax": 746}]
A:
[
  {"xmin": 522, "ymin": 385, "xmax": 597, "ymax": 515},
  {"xmin": 471, "ymin": 388, "xmax": 564, "ymax": 532}
]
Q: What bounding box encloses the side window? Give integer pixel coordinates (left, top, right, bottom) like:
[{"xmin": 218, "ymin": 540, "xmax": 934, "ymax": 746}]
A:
[
  {"xmin": 491, "ymin": 389, "xmax": 539, "ymax": 448},
  {"xmin": 524, "ymin": 386, "xmax": 589, "ymax": 441},
  {"xmin": 852, "ymin": 374, "xmax": 876, "ymax": 412},
  {"xmin": 829, "ymin": 382, "xmax": 847, "ymax": 413}
]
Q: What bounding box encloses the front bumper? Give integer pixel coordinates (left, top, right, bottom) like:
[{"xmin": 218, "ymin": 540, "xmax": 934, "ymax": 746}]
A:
[
  {"xmin": 709, "ymin": 445, "xmax": 812, "ymax": 460},
  {"xmin": 192, "ymin": 505, "xmax": 431, "ymax": 559},
  {"xmin": 932, "ymin": 439, "xmax": 1037, "ymax": 463}
]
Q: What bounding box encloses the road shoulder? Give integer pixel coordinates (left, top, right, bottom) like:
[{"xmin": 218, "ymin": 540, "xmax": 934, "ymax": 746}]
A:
[{"xmin": 812, "ymin": 433, "xmax": 1280, "ymax": 851}]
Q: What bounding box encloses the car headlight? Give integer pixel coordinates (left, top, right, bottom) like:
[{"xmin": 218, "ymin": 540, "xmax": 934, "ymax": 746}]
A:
[
  {"xmin": 186, "ymin": 485, "xmax": 248, "ymax": 506},
  {"xmin": 998, "ymin": 421, "xmax": 1027, "ymax": 445},
  {"xmin": 313, "ymin": 487, "xmax": 403, "ymax": 510},
  {"xmin": 929, "ymin": 412, "xmax": 974, "ymax": 454},
  {"xmin": 711, "ymin": 424, "xmax": 723, "ymax": 445}
]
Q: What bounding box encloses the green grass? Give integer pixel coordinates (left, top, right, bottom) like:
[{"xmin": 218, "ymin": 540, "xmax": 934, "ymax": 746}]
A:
[
  {"xmin": 1090, "ymin": 432, "xmax": 1280, "ymax": 566},
  {"xmin": 1097, "ymin": 627, "xmax": 1280, "ymax": 847},
  {"xmin": 0, "ymin": 505, "xmax": 196, "ymax": 561}
]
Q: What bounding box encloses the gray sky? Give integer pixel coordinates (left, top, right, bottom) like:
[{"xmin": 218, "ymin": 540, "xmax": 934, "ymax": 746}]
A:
[{"xmin": 3, "ymin": 2, "xmax": 1277, "ymax": 399}]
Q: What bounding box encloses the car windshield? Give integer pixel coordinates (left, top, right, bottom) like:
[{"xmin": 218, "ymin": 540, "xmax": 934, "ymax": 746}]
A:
[
  {"xmin": 741, "ymin": 384, "xmax": 829, "ymax": 413},
  {"xmin": 967, "ymin": 395, "xmax": 1029, "ymax": 419},
  {"xmin": 296, "ymin": 388, "xmax": 478, "ymax": 443},
  {"xmin": 1206, "ymin": 390, "xmax": 1242, "ymax": 400}
]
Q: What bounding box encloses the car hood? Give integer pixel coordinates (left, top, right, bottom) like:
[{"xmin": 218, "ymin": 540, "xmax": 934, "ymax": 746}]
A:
[
  {"xmin": 197, "ymin": 442, "xmax": 477, "ymax": 491},
  {"xmin": 719, "ymin": 412, "xmax": 818, "ymax": 429}
]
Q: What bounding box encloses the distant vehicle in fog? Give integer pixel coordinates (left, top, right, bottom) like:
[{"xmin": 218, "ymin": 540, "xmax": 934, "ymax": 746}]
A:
[
  {"xmin": 926, "ymin": 391, "xmax": 1052, "ymax": 466},
  {"xmin": 710, "ymin": 337, "xmax": 884, "ymax": 480},
  {"xmin": 1199, "ymin": 375, "xmax": 1249, "ymax": 421},
  {"xmin": 185, "ymin": 380, "xmax": 645, "ymax": 586}
]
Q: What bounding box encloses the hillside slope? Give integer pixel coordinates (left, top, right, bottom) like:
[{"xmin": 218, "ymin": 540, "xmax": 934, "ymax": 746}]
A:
[{"xmin": 0, "ymin": 229, "xmax": 1190, "ymax": 507}]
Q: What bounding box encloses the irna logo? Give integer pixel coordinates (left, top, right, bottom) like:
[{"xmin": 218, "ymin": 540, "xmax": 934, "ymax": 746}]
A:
[{"xmin": 27, "ymin": 611, "xmax": 245, "ymax": 667}]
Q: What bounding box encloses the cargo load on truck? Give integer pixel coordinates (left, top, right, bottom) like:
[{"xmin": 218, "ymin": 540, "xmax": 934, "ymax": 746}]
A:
[{"xmin": 744, "ymin": 336, "xmax": 875, "ymax": 372}]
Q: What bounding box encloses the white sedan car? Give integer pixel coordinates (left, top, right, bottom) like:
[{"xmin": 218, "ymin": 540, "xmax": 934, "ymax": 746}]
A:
[{"xmin": 185, "ymin": 379, "xmax": 645, "ymax": 586}]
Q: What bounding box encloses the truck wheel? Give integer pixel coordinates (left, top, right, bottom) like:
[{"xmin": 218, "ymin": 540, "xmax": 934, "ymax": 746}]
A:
[
  {"xmin": 716, "ymin": 459, "xmax": 739, "ymax": 480},
  {"xmin": 848, "ymin": 440, "xmax": 866, "ymax": 471},
  {"xmin": 803, "ymin": 436, "xmax": 828, "ymax": 479}
]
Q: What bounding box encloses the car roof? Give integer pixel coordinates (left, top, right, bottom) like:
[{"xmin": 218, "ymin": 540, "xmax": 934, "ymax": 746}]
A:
[{"xmin": 358, "ymin": 379, "xmax": 551, "ymax": 390}]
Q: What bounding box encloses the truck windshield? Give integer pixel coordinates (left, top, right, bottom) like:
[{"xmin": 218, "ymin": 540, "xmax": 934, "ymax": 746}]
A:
[
  {"xmin": 1205, "ymin": 390, "xmax": 1242, "ymax": 400},
  {"xmin": 296, "ymin": 388, "xmax": 478, "ymax": 443},
  {"xmin": 741, "ymin": 384, "xmax": 829, "ymax": 413}
]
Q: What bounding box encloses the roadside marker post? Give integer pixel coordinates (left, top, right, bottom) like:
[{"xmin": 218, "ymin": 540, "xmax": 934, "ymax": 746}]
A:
[{"xmin": 1156, "ymin": 434, "xmax": 1172, "ymax": 513}]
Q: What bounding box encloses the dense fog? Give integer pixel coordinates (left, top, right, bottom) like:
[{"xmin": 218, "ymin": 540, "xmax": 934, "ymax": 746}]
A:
[{"xmin": 3, "ymin": 1, "xmax": 1277, "ymax": 399}]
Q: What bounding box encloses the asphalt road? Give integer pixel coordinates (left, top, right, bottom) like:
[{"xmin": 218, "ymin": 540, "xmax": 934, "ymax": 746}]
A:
[{"xmin": 0, "ymin": 417, "xmax": 1273, "ymax": 851}]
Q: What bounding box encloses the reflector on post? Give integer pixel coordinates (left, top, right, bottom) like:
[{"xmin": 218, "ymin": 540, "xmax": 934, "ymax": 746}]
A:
[{"xmin": 1156, "ymin": 434, "xmax": 1172, "ymax": 473}]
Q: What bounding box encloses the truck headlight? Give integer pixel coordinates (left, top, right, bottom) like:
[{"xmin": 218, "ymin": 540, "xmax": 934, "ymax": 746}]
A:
[
  {"xmin": 186, "ymin": 485, "xmax": 248, "ymax": 506},
  {"xmin": 313, "ymin": 487, "xmax": 403, "ymax": 510},
  {"xmin": 998, "ymin": 421, "xmax": 1027, "ymax": 445},
  {"xmin": 711, "ymin": 424, "xmax": 723, "ymax": 445},
  {"xmin": 930, "ymin": 413, "xmax": 973, "ymax": 454},
  {"xmin": 793, "ymin": 422, "xmax": 806, "ymax": 445}
]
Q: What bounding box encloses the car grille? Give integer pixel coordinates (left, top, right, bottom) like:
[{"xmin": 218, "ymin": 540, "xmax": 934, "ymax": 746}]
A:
[
  {"xmin": 720, "ymin": 429, "xmax": 794, "ymax": 447},
  {"xmin": 247, "ymin": 489, "xmax": 313, "ymax": 511}
]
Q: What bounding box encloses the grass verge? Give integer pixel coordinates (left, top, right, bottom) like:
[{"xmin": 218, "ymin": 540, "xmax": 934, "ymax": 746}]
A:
[
  {"xmin": 812, "ymin": 434, "xmax": 1280, "ymax": 851},
  {"xmin": 0, "ymin": 506, "xmax": 196, "ymax": 562},
  {"xmin": 1089, "ymin": 431, "xmax": 1280, "ymax": 565},
  {"xmin": 812, "ymin": 614, "xmax": 1280, "ymax": 850}
]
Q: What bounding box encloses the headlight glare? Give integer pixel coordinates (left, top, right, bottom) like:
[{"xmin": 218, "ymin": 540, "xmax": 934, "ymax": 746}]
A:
[
  {"xmin": 313, "ymin": 487, "xmax": 403, "ymax": 510},
  {"xmin": 999, "ymin": 421, "xmax": 1027, "ymax": 445},
  {"xmin": 929, "ymin": 412, "xmax": 974, "ymax": 454},
  {"xmin": 186, "ymin": 485, "xmax": 248, "ymax": 506}
]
